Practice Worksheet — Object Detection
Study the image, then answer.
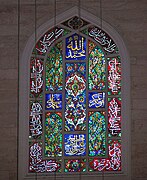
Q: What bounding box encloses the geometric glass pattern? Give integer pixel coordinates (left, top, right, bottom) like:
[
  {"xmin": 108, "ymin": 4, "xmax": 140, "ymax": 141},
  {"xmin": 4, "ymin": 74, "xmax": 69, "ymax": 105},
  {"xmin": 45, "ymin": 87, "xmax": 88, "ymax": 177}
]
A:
[{"xmin": 29, "ymin": 16, "xmax": 122, "ymax": 173}]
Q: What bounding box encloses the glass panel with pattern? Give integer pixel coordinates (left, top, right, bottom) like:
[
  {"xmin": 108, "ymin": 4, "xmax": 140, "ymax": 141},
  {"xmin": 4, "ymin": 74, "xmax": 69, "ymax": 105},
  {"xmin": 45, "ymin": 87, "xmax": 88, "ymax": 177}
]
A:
[{"xmin": 29, "ymin": 16, "xmax": 122, "ymax": 174}]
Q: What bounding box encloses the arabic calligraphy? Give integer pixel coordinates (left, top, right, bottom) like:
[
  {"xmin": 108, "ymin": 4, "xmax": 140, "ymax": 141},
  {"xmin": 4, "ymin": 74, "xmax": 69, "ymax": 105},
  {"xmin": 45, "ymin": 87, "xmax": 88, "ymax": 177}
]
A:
[
  {"xmin": 30, "ymin": 102, "xmax": 42, "ymax": 138},
  {"xmin": 66, "ymin": 34, "xmax": 86, "ymax": 60},
  {"xmin": 89, "ymin": 140, "xmax": 121, "ymax": 171},
  {"xmin": 30, "ymin": 58, "xmax": 43, "ymax": 97},
  {"xmin": 89, "ymin": 92, "xmax": 105, "ymax": 108},
  {"xmin": 89, "ymin": 27, "xmax": 116, "ymax": 53},
  {"xmin": 35, "ymin": 27, "xmax": 64, "ymax": 55},
  {"xmin": 29, "ymin": 143, "xmax": 61, "ymax": 172},
  {"xmin": 108, "ymin": 98, "xmax": 121, "ymax": 136},
  {"xmin": 45, "ymin": 94, "xmax": 62, "ymax": 110},
  {"xmin": 65, "ymin": 134, "xmax": 86, "ymax": 156},
  {"xmin": 108, "ymin": 57, "xmax": 121, "ymax": 95}
]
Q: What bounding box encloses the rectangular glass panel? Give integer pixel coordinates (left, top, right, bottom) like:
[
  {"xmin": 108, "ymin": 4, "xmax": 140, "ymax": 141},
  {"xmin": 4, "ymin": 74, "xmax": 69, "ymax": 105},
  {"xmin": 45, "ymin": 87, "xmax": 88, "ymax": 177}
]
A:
[
  {"xmin": 65, "ymin": 63, "xmax": 86, "ymax": 131},
  {"xmin": 45, "ymin": 93, "xmax": 62, "ymax": 110},
  {"xmin": 45, "ymin": 112, "xmax": 62, "ymax": 157},
  {"xmin": 89, "ymin": 92, "xmax": 105, "ymax": 108},
  {"xmin": 108, "ymin": 98, "xmax": 121, "ymax": 137},
  {"xmin": 65, "ymin": 33, "xmax": 86, "ymax": 60},
  {"xmin": 88, "ymin": 41, "xmax": 106, "ymax": 90},
  {"xmin": 88, "ymin": 111, "xmax": 106, "ymax": 156},
  {"xmin": 64, "ymin": 134, "xmax": 86, "ymax": 156},
  {"xmin": 108, "ymin": 57, "xmax": 121, "ymax": 95},
  {"xmin": 46, "ymin": 42, "xmax": 63, "ymax": 91}
]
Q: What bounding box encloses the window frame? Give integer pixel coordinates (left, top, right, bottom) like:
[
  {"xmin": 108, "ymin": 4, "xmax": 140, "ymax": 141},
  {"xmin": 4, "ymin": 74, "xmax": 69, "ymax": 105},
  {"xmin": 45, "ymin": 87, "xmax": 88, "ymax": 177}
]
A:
[{"xmin": 19, "ymin": 7, "xmax": 131, "ymax": 180}]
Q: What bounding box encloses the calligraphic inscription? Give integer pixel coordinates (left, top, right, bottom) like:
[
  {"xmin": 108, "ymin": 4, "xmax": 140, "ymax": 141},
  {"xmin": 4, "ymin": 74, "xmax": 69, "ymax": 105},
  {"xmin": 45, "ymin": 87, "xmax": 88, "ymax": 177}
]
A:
[
  {"xmin": 65, "ymin": 34, "xmax": 86, "ymax": 60},
  {"xmin": 34, "ymin": 27, "xmax": 70, "ymax": 55},
  {"xmin": 29, "ymin": 101, "xmax": 42, "ymax": 138},
  {"xmin": 45, "ymin": 112, "xmax": 62, "ymax": 157},
  {"xmin": 88, "ymin": 27, "xmax": 117, "ymax": 53},
  {"xmin": 88, "ymin": 41, "xmax": 106, "ymax": 90},
  {"xmin": 30, "ymin": 58, "xmax": 43, "ymax": 98},
  {"xmin": 45, "ymin": 94, "xmax": 62, "ymax": 110},
  {"xmin": 65, "ymin": 63, "xmax": 86, "ymax": 131},
  {"xmin": 46, "ymin": 42, "xmax": 63, "ymax": 91},
  {"xmin": 108, "ymin": 98, "xmax": 121, "ymax": 137},
  {"xmin": 108, "ymin": 57, "xmax": 121, "ymax": 95},
  {"xmin": 65, "ymin": 159, "xmax": 86, "ymax": 172},
  {"xmin": 29, "ymin": 143, "xmax": 61, "ymax": 173},
  {"xmin": 64, "ymin": 134, "xmax": 86, "ymax": 156},
  {"xmin": 89, "ymin": 112, "xmax": 106, "ymax": 156},
  {"xmin": 89, "ymin": 92, "xmax": 105, "ymax": 108},
  {"xmin": 89, "ymin": 140, "xmax": 121, "ymax": 171}
]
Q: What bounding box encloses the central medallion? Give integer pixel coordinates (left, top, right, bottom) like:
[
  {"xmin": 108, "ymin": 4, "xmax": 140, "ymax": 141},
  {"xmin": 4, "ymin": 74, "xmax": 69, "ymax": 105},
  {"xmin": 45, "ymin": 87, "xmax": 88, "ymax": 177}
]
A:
[{"xmin": 65, "ymin": 73, "xmax": 86, "ymax": 97}]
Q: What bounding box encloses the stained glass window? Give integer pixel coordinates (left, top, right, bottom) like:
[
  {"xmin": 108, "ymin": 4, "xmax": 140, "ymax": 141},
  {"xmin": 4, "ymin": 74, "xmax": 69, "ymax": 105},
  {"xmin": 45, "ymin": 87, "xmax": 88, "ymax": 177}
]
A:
[{"xmin": 28, "ymin": 16, "xmax": 122, "ymax": 174}]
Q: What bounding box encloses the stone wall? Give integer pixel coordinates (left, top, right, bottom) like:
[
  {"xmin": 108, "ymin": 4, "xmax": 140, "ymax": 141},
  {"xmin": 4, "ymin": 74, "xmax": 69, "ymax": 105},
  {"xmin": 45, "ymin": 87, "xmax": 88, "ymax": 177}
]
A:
[{"xmin": 0, "ymin": 0, "xmax": 147, "ymax": 180}]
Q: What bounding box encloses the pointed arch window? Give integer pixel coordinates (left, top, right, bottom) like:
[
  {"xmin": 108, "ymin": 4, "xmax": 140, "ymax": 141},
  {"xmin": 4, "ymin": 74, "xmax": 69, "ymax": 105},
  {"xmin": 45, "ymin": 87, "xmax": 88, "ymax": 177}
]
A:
[
  {"xmin": 19, "ymin": 10, "xmax": 130, "ymax": 180},
  {"xmin": 29, "ymin": 16, "xmax": 121, "ymax": 173}
]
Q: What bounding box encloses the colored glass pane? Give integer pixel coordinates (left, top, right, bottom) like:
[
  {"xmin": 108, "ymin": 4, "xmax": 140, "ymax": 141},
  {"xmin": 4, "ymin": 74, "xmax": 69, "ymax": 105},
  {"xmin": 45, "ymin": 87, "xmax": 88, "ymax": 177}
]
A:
[
  {"xmin": 46, "ymin": 42, "xmax": 63, "ymax": 91},
  {"xmin": 65, "ymin": 33, "xmax": 86, "ymax": 60},
  {"xmin": 33, "ymin": 27, "xmax": 70, "ymax": 55},
  {"xmin": 89, "ymin": 111, "xmax": 106, "ymax": 156},
  {"xmin": 65, "ymin": 159, "xmax": 86, "ymax": 172},
  {"xmin": 89, "ymin": 92, "xmax": 105, "ymax": 108},
  {"xmin": 64, "ymin": 134, "xmax": 86, "ymax": 156},
  {"xmin": 45, "ymin": 93, "xmax": 62, "ymax": 110},
  {"xmin": 108, "ymin": 57, "xmax": 121, "ymax": 95},
  {"xmin": 88, "ymin": 26, "xmax": 117, "ymax": 53},
  {"xmin": 108, "ymin": 98, "xmax": 121, "ymax": 137},
  {"xmin": 89, "ymin": 140, "xmax": 121, "ymax": 171},
  {"xmin": 65, "ymin": 63, "xmax": 86, "ymax": 131},
  {"xmin": 29, "ymin": 101, "xmax": 42, "ymax": 139},
  {"xmin": 88, "ymin": 41, "xmax": 106, "ymax": 90},
  {"xmin": 28, "ymin": 18, "xmax": 123, "ymax": 175},
  {"xmin": 45, "ymin": 112, "xmax": 62, "ymax": 157},
  {"xmin": 30, "ymin": 58, "xmax": 43, "ymax": 98},
  {"xmin": 29, "ymin": 142, "xmax": 61, "ymax": 173}
]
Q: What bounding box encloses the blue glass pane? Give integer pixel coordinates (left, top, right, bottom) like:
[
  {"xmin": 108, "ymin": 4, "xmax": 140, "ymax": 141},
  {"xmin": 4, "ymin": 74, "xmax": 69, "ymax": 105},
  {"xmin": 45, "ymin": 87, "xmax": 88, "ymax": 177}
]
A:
[
  {"xmin": 89, "ymin": 92, "xmax": 105, "ymax": 108},
  {"xmin": 65, "ymin": 33, "xmax": 86, "ymax": 60},
  {"xmin": 64, "ymin": 134, "xmax": 86, "ymax": 156},
  {"xmin": 45, "ymin": 94, "xmax": 62, "ymax": 110}
]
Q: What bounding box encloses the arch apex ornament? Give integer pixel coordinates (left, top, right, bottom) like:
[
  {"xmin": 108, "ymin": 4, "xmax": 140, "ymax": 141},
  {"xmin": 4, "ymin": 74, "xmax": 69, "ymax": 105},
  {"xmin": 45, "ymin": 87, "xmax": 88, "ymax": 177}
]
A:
[{"xmin": 19, "ymin": 6, "xmax": 130, "ymax": 180}]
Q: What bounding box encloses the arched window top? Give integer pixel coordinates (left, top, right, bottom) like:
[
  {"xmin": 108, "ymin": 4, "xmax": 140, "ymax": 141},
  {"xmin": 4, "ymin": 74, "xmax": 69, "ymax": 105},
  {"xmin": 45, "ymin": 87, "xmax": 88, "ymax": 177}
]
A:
[{"xmin": 19, "ymin": 7, "xmax": 130, "ymax": 180}]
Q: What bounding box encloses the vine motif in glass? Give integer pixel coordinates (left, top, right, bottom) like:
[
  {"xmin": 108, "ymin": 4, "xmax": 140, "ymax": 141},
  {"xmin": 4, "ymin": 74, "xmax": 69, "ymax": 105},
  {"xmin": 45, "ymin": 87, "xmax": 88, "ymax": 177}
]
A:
[
  {"xmin": 89, "ymin": 111, "xmax": 106, "ymax": 156},
  {"xmin": 88, "ymin": 41, "xmax": 106, "ymax": 90},
  {"xmin": 46, "ymin": 42, "xmax": 63, "ymax": 91},
  {"xmin": 45, "ymin": 112, "xmax": 62, "ymax": 157}
]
